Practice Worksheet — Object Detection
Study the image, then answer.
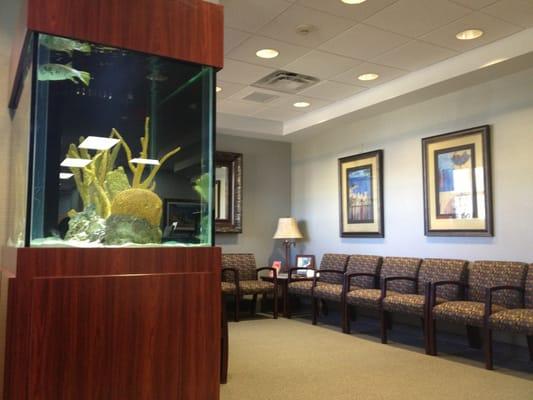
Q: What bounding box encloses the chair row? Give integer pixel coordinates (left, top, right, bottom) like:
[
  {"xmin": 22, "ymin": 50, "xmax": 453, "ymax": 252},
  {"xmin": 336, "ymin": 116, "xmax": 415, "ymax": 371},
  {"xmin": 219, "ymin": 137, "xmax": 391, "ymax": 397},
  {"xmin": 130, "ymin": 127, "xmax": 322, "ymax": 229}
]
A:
[{"xmin": 286, "ymin": 253, "xmax": 533, "ymax": 370}]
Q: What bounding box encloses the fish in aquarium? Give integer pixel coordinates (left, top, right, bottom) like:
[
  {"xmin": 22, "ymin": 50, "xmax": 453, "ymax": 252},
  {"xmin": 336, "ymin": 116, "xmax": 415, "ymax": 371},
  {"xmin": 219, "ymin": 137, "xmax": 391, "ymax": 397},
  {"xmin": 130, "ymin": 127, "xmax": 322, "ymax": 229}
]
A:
[
  {"xmin": 40, "ymin": 35, "xmax": 91, "ymax": 55},
  {"xmin": 38, "ymin": 63, "xmax": 91, "ymax": 86}
]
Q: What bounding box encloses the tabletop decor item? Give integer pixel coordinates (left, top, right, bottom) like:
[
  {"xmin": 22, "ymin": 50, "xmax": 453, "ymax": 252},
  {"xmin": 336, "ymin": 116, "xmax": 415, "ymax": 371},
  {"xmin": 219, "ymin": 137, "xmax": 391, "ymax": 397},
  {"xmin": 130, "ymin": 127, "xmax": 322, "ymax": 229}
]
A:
[
  {"xmin": 338, "ymin": 150, "xmax": 384, "ymax": 237},
  {"xmin": 273, "ymin": 217, "xmax": 303, "ymax": 271},
  {"xmin": 295, "ymin": 254, "xmax": 315, "ymax": 276},
  {"xmin": 422, "ymin": 125, "xmax": 493, "ymax": 236}
]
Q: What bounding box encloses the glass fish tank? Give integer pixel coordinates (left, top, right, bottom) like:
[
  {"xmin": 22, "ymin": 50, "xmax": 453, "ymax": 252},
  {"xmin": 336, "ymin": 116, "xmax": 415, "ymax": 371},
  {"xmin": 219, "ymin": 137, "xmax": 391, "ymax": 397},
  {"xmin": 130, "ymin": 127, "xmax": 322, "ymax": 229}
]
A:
[{"xmin": 25, "ymin": 33, "xmax": 214, "ymax": 247}]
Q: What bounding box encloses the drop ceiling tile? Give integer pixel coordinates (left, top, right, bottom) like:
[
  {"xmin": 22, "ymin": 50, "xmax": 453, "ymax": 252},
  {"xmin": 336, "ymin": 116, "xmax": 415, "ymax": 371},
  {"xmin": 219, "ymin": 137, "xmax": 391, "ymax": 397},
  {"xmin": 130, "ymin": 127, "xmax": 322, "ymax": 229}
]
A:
[
  {"xmin": 217, "ymin": 99, "xmax": 267, "ymax": 116},
  {"xmin": 253, "ymin": 106, "xmax": 304, "ymax": 122},
  {"xmin": 273, "ymin": 95, "xmax": 331, "ymax": 113},
  {"xmin": 221, "ymin": 0, "xmax": 292, "ymax": 32},
  {"xmin": 217, "ymin": 59, "xmax": 275, "ymax": 85},
  {"xmin": 365, "ymin": 0, "xmax": 471, "ymax": 38},
  {"xmin": 482, "ymin": 0, "xmax": 533, "ymax": 28},
  {"xmin": 450, "ymin": 0, "xmax": 498, "ymax": 9},
  {"xmin": 332, "ymin": 62, "xmax": 407, "ymax": 87},
  {"xmin": 420, "ymin": 12, "xmax": 522, "ymax": 52},
  {"xmin": 226, "ymin": 36, "xmax": 311, "ymax": 68},
  {"xmin": 319, "ymin": 24, "xmax": 410, "ymax": 60},
  {"xmin": 257, "ymin": 5, "xmax": 356, "ymax": 47},
  {"xmin": 295, "ymin": 0, "xmax": 399, "ymax": 21},
  {"xmin": 224, "ymin": 28, "xmax": 251, "ymax": 55},
  {"xmin": 373, "ymin": 40, "xmax": 457, "ymax": 71},
  {"xmin": 284, "ymin": 50, "xmax": 362, "ymax": 80},
  {"xmin": 215, "ymin": 81, "xmax": 247, "ymax": 99},
  {"xmin": 300, "ymin": 81, "xmax": 366, "ymax": 101}
]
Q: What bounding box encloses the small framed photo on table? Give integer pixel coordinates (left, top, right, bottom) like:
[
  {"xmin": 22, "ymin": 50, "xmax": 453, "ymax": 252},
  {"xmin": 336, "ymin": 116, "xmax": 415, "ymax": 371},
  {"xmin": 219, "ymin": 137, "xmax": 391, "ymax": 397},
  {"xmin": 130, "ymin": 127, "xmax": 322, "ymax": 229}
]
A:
[
  {"xmin": 422, "ymin": 125, "xmax": 493, "ymax": 236},
  {"xmin": 295, "ymin": 255, "xmax": 315, "ymax": 277}
]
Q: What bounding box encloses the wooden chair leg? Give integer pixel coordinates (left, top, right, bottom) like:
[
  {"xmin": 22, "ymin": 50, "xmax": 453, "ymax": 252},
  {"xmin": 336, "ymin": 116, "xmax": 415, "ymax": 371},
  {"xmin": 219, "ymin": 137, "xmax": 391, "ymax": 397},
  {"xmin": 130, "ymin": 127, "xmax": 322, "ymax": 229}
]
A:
[
  {"xmin": 273, "ymin": 289, "xmax": 278, "ymax": 319},
  {"xmin": 312, "ymin": 297, "xmax": 318, "ymax": 325},
  {"xmin": 466, "ymin": 325, "xmax": 482, "ymax": 349},
  {"xmin": 430, "ymin": 318, "xmax": 437, "ymax": 356},
  {"xmin": 321, "ymin": 299, "xmax": 329, "ymax": 316},
  {"xmin": 527, "ymin": 336, "xmax": 533, "ymax": 361},
  {"xmin": 234, "ymin": 294, "xmax": 240, "ymax": 322},
  {"xmin": 484, "ymin": 328, "xmax": 494, "ymax": 370},
  {"xmin": 250, "ymin": 294, "xmax": 257, "ymax": 316},
  {"xmin": 285, "ymin": 293, "xmax": 291, "ymax": 319},
  {"xmin": 344, "ymin": 303, "xmax": 351, "ymax": 334},
  {"xmin": 380, "ymin": 309, "xmax": 389, "ymax": 344}
]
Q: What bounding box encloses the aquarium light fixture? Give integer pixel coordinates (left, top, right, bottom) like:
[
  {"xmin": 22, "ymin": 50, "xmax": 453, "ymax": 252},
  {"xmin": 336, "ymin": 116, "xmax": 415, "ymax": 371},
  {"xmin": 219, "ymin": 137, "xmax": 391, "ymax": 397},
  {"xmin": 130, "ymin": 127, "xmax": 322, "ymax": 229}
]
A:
[
  {"xmin": 59, "ymin": 172, "xmax": 74, "ymax": 180},
  {"xmin": 60, "ymin": 158, "xmax": 92, "ymax": 168},
  {"xmin": 78, "ymin": 136, "xmax": 120, "ymax": 151},
  {"xmin": 130, "ymin": 158, "xmax": 160, "ymax": 166}
]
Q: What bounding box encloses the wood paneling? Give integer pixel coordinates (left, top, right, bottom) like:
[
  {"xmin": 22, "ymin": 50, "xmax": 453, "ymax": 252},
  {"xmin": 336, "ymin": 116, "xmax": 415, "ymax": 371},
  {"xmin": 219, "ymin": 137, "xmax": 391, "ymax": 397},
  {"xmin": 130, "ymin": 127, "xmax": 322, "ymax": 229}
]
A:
[
  {"xmin": 4, "ymin": 247, "xmax": 221, "ymax": 400},
  {"xmin": 26, "ymin": 0, "xmax": 223, "ymax": 69}
]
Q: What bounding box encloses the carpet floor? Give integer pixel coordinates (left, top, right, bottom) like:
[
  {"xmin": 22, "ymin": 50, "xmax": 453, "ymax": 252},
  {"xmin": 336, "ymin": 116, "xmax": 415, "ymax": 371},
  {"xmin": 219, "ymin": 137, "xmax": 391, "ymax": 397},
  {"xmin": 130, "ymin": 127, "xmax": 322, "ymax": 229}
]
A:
[{"xmin": 220, "ymin": 316, "xmax": 533, "ymax": 400}]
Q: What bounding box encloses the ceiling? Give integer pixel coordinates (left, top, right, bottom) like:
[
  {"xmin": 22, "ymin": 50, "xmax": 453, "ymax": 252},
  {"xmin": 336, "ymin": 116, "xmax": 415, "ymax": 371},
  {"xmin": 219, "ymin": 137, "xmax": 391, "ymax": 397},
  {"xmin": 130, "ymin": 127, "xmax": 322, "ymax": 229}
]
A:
[{"xmin": 216, "ymin": 0, "xmax": 533, "ymax": 138}]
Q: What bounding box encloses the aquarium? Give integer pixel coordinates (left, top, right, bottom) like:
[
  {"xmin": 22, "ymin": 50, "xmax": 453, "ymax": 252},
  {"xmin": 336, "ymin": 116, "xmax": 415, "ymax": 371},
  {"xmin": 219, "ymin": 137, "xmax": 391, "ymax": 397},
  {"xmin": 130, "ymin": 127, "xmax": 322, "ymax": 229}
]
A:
[{"xmin": 27, "ymin": 33, "xmax": 214, "ymax": 247}]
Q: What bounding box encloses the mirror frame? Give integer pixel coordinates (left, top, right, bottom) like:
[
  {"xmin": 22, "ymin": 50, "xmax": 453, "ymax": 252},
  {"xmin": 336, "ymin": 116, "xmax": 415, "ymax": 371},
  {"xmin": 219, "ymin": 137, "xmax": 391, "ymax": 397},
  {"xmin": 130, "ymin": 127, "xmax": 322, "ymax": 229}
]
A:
[{"xmin": 215, "ymin": 151, "xmax": 242, "ymax": 233}]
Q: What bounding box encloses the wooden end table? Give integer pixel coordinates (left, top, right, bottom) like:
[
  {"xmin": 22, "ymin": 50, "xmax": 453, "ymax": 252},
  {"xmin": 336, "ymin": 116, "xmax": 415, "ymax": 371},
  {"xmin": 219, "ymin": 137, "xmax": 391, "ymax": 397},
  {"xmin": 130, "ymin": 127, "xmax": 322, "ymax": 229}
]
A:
[{"xmin": 261, "ymin": 273, "xmax": 310, "ymax": 317}]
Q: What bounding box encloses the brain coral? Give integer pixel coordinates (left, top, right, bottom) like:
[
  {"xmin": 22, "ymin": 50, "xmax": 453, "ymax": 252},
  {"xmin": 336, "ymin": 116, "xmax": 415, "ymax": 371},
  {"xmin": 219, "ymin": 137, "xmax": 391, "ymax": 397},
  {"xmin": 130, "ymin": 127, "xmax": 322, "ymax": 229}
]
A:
[{"xmin": 110, "ymin": 188, "xmax": 162, "ymax": 226}]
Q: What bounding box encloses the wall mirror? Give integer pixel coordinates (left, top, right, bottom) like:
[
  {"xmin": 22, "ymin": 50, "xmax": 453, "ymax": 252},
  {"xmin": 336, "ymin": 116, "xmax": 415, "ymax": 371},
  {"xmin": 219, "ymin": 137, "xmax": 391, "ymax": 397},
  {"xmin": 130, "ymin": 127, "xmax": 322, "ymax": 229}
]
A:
[{"xmin": 215, "ymin": 151, "xmax": 242, "ymax": 233}]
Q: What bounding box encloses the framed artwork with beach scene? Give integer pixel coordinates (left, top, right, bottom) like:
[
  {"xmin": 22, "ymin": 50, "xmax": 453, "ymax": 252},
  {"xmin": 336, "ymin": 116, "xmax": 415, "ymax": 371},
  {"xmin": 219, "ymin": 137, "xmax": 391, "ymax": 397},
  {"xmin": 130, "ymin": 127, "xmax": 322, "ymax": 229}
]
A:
[
  {"xmin": 422, "ymin": 126, "xmax": 493, "ymax": 236},
  {"xmin": 338, "ymin": 150, "xmax": 384, "ymax": 238}
]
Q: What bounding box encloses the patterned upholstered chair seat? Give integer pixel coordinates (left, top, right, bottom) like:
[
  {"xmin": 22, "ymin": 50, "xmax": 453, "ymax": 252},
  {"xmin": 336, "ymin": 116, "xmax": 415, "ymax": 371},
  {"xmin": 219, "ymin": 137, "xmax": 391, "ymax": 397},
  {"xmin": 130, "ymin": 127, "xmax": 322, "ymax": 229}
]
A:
[
  {"xmin": 346, "ymin": 288, "xmax": 400, "ymax": 309},
  {"xmin": 238, "ymin": 280, "xmax": 275, "ymax": 294},
  {"xmin": 383, "ymin": 293, "xmax": 446, "ymax": 315},
  {"xmin": 288, "ymin": 280, "xmax": 314, "ymax": 296},
  {"xmin": 433, "ymin": 301, "xmax": 507, "ymax": 327},
  {"xmin": 221, "ymin": 282, "xmax": 236, "ymax": 294},
  {"xmin": 313, "ymin": 282, "xmax": 344, "ymax": 301},
  {"xmin": 489, "ymin": 309, "xmax": 533, "ymax": 334}
]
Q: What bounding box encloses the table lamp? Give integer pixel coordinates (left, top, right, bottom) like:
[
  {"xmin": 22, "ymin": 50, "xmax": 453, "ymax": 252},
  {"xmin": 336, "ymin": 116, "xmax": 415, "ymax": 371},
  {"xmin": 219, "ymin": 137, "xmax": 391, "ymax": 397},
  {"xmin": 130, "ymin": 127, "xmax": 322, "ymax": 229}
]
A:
[{"xmin": 273, "ymin": 217, "xmax": 303, "ymax": 272}]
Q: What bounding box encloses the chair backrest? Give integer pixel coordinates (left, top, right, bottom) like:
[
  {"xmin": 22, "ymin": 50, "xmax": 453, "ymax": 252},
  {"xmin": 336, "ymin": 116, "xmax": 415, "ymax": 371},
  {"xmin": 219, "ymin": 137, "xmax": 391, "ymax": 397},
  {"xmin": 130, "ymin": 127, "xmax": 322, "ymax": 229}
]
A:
[
  {"xmin": 467, "ymin": 261, "xmax": 528, "ymax": 307},
  {"xmin": 379, "ymin": 257, "xmax": 422, "ymax": 294},
  {"xmin": 346, "ymin": 255, "xmax": 382, "ymax": 289},
  {"xmin": 526, "ymin": 266, "xmax": 533, "ymax": 309},
  {"xmin": 417, "ymin": 258, "xmax": 468, "ymax": 298},
  {"xmin": 319, "ymin": 253, "xmax": 349, "ymax": 284},
  {"xmin": 222, "ymin": 253, "xmax": 257, "ymax": 282}
]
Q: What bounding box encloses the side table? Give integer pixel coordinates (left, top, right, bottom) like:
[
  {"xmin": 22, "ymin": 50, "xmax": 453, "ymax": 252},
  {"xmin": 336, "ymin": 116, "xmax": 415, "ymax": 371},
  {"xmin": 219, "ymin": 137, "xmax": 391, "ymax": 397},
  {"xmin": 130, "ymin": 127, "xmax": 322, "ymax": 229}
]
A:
[{"xmin": 261, "ymin": 273, "xmax": 309, "ymax": 317}]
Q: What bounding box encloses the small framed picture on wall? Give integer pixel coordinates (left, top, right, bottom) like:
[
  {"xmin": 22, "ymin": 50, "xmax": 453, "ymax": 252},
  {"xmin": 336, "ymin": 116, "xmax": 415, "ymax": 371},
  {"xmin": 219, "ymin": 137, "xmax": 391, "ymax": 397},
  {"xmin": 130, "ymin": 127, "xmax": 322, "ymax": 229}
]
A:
[
  {"xmin": 338, "ymin": 150, "xmax": 384, "ymax": 238},
  {"xmin": 295, "ymin": 255, "xmax": 315, "ymax": 276},
  {"xmin": 422, "ymin": 125, "xmax": 493, "ymax": 236}
]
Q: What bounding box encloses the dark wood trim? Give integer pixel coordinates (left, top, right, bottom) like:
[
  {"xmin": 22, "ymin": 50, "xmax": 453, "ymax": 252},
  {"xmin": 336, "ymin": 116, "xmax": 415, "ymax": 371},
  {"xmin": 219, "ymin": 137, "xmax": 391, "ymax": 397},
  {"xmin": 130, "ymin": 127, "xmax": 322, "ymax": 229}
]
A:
[
  {"xmin": 422, "ymin": 125, "xmax": 493, "ymax": 237},
  {"xmin": 338, "ymin": 149, "xmax": 384, "ymax": 238},
  {"xmin": 25, "ymin": 0, "xmax": 223, "ymax": 68}
]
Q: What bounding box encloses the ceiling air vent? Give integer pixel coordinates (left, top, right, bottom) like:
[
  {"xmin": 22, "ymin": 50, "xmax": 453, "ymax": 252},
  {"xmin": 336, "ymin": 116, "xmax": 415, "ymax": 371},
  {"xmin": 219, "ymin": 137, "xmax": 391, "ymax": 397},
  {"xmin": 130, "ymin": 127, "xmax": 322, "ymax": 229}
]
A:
[
  {"xmin": 252, "ymin": 70, "xmax": 320, "ymax": 94},
  {"xmin": 242, "ymin": 91, "xmax": 280, "ymax": 103}
]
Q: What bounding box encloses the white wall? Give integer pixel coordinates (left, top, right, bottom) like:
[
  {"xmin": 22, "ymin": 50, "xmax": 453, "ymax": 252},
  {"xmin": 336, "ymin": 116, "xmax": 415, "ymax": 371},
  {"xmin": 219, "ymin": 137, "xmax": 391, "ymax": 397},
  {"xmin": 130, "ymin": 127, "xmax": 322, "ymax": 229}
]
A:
[
  {"xmin": 215, "ymin": 134, "xmax": 291, "ymax": 266},
  {"xmin": 292, "ymin": 67, "xmax": 533, "ymax": 264}
]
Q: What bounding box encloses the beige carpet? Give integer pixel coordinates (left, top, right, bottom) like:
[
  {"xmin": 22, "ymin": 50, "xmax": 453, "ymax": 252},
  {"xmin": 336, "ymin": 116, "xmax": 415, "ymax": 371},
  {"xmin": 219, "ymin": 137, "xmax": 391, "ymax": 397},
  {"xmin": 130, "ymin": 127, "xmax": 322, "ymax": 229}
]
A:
[{"xmin": 221, "ymin": 318, "xmax": 533, "ymax": 400}]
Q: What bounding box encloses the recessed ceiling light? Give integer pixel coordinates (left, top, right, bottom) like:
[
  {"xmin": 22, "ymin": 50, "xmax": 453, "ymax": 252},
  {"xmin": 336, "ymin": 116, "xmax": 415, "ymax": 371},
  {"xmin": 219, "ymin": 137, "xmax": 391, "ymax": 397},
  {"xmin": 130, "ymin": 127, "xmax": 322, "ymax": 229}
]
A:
[
  {"xmin": 60, "ymin": 158, "xmax": 92, "ymax": 168},
  {"xmin": 256, "ymin": 49, "xmax": 279, "ymax": 59},
  {"xmin": 341, "ymin": 0, "xmax": 367, "ymax": 4},
  {"xmin": 130, "ymin": 158, "xmax": 160, "ymax": 166},
  {"xmin": 456, "ymin": 29, "xmax": 484, "ymax": 41},
  {"xmin": 358, "ymin": 73, "xmax": 379, "ymax": 81},
  {"xmin": 78, "ymin": 136, "xmax": 120, "ymax": 151},
  {"xmin": 216, "ymin": 86, "xmax": 222, "ymax": 93},
  {"xmin": 59, "ymin": 172, "xmax": 73, "ymax": 180},
  {"xmin": 293, "ymin": 102, "xmax": 310, "ymax": 108}
]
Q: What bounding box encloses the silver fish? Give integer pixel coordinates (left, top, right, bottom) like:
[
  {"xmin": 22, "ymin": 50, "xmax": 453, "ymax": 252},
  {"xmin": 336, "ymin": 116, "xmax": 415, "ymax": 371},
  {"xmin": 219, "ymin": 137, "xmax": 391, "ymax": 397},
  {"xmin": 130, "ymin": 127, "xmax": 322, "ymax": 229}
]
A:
[
  {"xmin": 38, "ymin": 63, "xmax": 91, "ymax": 86},
  {"xmin": 40, "ymin": 35, "xmax": 91, "ymax": 55}
]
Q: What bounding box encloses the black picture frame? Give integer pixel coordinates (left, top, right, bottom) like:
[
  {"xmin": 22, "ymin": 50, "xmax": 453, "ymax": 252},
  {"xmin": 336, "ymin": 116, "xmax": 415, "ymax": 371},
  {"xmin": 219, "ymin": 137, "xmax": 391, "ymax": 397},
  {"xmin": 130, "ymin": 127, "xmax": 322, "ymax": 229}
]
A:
[
  {"xmin": 338, "ymin": 150, "xmax": 384, "ymax": 238},
  {"xmin": 162, "ymin": 199, "xmax": 201, "ymax": 240},
  {"xmin": 422, "ymin": 125, "xmax": 493, "ymax": 236}
]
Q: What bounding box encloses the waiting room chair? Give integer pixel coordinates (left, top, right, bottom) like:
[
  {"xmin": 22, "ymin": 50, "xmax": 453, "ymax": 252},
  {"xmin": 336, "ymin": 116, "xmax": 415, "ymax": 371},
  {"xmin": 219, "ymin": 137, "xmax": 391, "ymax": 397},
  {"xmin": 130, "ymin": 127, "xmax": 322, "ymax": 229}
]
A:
[{"xmin": 221, "ymin": 253, "xmax": 278, "ymax": 322}]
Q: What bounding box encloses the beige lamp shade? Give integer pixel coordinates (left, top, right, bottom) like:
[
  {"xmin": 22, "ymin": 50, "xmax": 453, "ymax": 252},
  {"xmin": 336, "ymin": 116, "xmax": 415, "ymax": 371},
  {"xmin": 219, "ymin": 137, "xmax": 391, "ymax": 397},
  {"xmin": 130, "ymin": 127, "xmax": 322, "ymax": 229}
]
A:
[{"xmin": 273, "ymin": 218, "xmax": 303, "ymax": 239}]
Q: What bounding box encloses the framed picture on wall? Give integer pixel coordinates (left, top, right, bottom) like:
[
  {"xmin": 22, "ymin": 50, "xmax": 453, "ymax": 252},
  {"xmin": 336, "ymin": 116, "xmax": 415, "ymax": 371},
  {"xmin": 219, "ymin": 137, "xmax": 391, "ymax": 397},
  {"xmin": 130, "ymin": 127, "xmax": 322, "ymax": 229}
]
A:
[
  {"xmin": 162, "ymin": 199, "xmax": 201, "ymax": 240},
  {"xmin": 295, "ymin": 255, "xmax": 315, "ymax": 276},
  {"xmin": 422, "ymin": 125, "xmax": 493, "ymax": 236},
  {"xmin": 338, "ymin": 150, "xmax": 384, "ymax": 238}
]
